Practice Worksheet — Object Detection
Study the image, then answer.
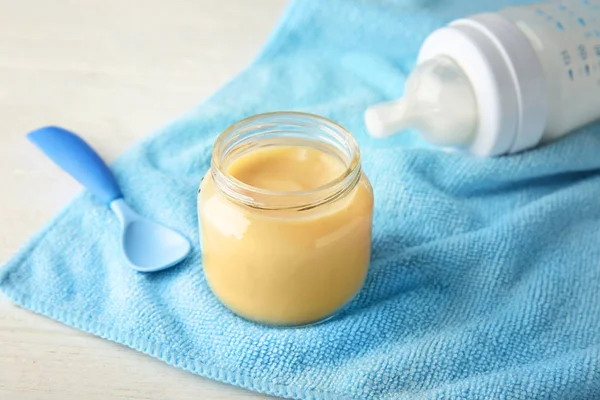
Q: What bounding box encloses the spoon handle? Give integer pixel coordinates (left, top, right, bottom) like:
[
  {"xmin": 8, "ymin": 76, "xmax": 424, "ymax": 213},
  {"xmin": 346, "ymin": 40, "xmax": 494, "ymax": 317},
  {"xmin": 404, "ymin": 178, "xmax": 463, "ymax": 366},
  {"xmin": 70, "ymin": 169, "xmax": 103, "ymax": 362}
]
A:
[{"xmin": 27, "ymin": 126, "xmax": 123, "ymax": 205}]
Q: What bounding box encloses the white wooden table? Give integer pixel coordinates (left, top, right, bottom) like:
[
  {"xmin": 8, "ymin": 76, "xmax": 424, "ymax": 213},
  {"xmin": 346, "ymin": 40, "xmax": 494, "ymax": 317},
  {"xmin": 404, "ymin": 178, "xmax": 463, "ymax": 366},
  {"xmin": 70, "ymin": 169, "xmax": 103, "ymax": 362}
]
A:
[{"xmin": 0, "ymin": 1, "xmax": 287, "ymax": 398}]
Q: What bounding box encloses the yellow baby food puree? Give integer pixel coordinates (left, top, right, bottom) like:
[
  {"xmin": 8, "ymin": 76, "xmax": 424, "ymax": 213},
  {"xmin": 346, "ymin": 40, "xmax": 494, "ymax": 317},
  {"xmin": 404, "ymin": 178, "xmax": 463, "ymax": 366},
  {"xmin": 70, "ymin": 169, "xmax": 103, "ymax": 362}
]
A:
[{"xmin": 199, "ymin": 145, "xmax": 373, "ymax": 325}]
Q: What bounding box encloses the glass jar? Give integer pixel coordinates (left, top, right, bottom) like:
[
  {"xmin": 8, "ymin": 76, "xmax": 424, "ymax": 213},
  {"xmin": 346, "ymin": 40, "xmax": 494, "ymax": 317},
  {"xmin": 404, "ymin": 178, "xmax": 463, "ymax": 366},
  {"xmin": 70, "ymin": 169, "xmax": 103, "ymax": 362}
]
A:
[{"xmin": 198, "ymin": 112, "xmax": 374, "ymax": 326}]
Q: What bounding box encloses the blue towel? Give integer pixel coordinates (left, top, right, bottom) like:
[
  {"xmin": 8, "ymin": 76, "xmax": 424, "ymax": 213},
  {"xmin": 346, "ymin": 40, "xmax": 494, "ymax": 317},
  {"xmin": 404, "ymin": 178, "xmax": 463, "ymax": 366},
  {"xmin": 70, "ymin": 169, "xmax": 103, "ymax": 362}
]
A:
[{"xmin": 2, "ymin": 0, "xmax": 600, "ymax": 398}]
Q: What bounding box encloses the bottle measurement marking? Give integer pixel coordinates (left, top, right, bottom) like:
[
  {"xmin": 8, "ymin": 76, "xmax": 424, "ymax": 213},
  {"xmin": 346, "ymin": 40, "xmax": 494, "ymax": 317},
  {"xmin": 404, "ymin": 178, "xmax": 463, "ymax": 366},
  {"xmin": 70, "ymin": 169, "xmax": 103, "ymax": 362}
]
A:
[
  {"xmin": 562, "ymin": 50, "xmax": 572, "ymax": 65},
  {"xmin": 579, "ymin": 44, "xmax": 588, "ymax": 60},
  {"xmin": 561, "ymin": 28, "xmax": 600, "ymax": 82}
]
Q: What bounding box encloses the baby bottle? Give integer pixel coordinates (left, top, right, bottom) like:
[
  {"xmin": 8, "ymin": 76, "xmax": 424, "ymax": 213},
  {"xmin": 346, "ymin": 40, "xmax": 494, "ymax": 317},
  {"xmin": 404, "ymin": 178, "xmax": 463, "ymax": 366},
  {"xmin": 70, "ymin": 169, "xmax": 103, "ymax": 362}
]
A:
[{"xmin": 365, "ymin": 0, "xmax": 600, "ymax": 156}]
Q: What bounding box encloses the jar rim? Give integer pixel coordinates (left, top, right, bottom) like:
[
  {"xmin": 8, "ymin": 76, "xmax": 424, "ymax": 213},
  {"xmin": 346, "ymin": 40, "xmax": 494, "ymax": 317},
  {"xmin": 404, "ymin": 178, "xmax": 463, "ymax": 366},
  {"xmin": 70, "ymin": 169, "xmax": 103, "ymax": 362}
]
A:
[{"xmin": 210, "ymin": 111, "xmax": 362, "ymax": 211}]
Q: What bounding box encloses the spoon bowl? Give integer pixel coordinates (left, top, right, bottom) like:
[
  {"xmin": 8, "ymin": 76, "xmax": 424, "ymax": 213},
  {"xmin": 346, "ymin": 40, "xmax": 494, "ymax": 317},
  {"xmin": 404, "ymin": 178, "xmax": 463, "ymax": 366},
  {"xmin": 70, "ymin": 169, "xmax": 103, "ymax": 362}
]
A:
[{"xmin": 111, "ymin": 199, "xmax": 191, "ymax": 272}]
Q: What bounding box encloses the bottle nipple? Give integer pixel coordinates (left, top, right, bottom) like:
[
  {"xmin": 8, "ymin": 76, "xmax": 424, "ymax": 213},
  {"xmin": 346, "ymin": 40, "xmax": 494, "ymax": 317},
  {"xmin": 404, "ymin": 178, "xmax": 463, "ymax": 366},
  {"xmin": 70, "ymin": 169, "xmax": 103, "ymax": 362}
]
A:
[
  {"xmin": 364, "ymin": 98, "xmax": 413, "ymax": 138},
  {"xmin": 365, "ymin": 56, "xmax": 478, "ymax": 147}
]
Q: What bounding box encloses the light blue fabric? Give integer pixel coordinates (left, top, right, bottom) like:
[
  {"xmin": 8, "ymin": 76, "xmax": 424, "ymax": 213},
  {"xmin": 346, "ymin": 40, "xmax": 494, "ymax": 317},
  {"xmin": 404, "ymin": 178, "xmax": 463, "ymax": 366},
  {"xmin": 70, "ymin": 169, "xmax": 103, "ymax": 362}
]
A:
[{"xmin": 2, "ymin": 0, "xmax": 600, "ymax": 398}]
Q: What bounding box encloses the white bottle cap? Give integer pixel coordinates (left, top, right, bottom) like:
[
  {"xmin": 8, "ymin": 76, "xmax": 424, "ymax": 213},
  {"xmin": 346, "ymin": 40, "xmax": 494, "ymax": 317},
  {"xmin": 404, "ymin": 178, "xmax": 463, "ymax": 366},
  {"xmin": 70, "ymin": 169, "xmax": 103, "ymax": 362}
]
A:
[{"xmin": 366, "ymin": 13, "xmax": 548, "ymax": 156}]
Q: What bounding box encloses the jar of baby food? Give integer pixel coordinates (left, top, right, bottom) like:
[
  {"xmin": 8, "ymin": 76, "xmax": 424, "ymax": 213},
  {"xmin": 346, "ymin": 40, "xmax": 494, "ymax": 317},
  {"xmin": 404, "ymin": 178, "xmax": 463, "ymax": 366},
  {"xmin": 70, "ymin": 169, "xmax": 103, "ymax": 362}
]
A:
[{"xmin": 198, "ymin": 111, "xmax": 374, "ymax": 326}]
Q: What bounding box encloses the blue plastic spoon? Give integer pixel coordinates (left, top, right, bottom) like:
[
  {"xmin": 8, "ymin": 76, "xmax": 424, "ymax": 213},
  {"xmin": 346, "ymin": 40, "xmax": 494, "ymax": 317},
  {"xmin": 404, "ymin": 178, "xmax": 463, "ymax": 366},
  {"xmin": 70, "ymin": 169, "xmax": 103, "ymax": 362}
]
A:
[{"xmin": 27, "ymin": 126, "xmax": 191, "ymax": 272}]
